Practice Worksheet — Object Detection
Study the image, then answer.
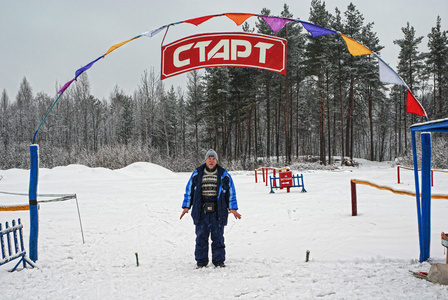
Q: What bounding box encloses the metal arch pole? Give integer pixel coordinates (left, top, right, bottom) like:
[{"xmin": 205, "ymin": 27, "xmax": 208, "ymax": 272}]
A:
[
  {"xmin": 421, "ymin": 132, "xmax": 432, "ymax": 261},
  {"xmin": 411, "ymin": 132, "xmax": 423, "ymax": 262},
  {"xmin": 29, "ymin": 144, "xmax": 39, "ymax": 262}
]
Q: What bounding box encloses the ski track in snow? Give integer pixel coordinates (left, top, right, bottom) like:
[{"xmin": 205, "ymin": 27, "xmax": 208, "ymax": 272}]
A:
[{"xmin": 1, "ymin": 160, "xmax": 448, "ymax": 299}]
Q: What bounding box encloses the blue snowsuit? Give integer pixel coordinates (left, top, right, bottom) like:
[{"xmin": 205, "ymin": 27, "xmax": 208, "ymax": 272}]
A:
[{"xmin": 182, "ymin": 164, "xmax": 238, "ymax": 266}]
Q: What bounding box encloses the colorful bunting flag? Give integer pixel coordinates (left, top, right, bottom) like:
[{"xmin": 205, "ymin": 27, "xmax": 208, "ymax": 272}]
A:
[
  {"xmin": 183, "ymin": 14, "xmax": 221, "ymax": 26},
  {"xmin": 141, "ymin": 26, "xmax": 166, "ymax": 38},
  {"xmin": 104, "ymin": 36, "xmax": 140, "ymax": 57},
  {"xmin": 340, "ymin": 34, "xmax": 373, "ymax": 56},
  {"xmin": 377, "ymin": 55, "xmax": 406, "ymax": 87},
  {"xmin": 35, "ymin": 11, "xmax": 432, "ymax": 145},
  {"xmin": 48, "ymin": 12, "xmax": 428, "ymax": 122},
  {"xmin": 75, "ymin": 56, "xmax": 103, "ymax": 79},
  {"xmin": 58, "ymin": 78, "xmax": 76, "ymax": 94},
  {"xmin": 407, "ymin": 90, "xmax": 427, "ymax": 118},
  {"xmin": 299, "ymin": 21, "xmax": 336, "ymax": 38},
  {"xmin": 261, "ymin": 16, "xmax": 292, "ymax": 33},
  {"xmin": 224, "ymin": 13, "xmax": 256, "ymax": 26}
]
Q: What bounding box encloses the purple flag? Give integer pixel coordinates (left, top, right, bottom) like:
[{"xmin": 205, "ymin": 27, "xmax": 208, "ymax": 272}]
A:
[
  {"xmin": 58, "ymin": 78, "xmax": 76, "ymax": 94},
  {"xmin": 261, "ymin": 16, "xmax": 292, "ymax": 33},
  {"xmin": 299, "ymin": 21, "xmax": 336, "ymax": 38},
  {"xmin": 75, "ymin": 56, "xmax": 103, "ymax": 79}
]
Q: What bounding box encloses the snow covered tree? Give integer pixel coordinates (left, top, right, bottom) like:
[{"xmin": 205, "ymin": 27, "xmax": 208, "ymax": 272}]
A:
[
  {"xmin": 426, "ymin": 16, "xmax": 448, "ymax": 118},
  {"xmin": 15, "ymin": 77, "xmax": 34, "ymax": 142},
  {"xmin": 186, "ymin": 70, "xmax": 204, "ymax": 154},
  {"xmin": 306, "ymin": 0, "xmax": 333, "ymax": 164},
  {"xmin": 394, "ymin": 22, "xmax": 425, "ymax": 154},
  {"xmin": 0, "ymin": 89, "xmax": 11, "ymax": 166}
]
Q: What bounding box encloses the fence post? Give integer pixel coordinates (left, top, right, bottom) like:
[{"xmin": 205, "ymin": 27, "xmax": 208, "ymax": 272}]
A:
[
  {"xmin": 351, "ymin": 180, "xmax": 357, "ymax": 216},
  {"xmin": 397, "ymin": 166, "xmax": 401, "ymax": 184},
  {"xmin": 0, "ymin": 223, "xmax": 5, "ymax": 259},
  {"xmin": 6, "ymin": 222, "xmax": 12, "ymax": 257},
  {"xmin": 279, "ymin": 170, "xmax": 283, "ymax": 190}
]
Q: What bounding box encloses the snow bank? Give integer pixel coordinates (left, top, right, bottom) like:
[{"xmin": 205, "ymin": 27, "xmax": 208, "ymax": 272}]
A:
[{"xmin": 1, "ymin": 160, "xmax": 448, "ymax": 299}]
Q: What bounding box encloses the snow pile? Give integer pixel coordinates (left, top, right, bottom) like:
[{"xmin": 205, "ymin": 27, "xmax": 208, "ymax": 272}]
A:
[{"xmin": 1, "ymin": 159, "xmax": 448, "ymax": 299}]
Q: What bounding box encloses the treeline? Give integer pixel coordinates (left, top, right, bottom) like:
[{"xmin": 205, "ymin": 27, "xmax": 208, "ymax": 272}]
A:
[{"xmin": 1, "ymin": 1, "xmax": 447, "ymax": 171}]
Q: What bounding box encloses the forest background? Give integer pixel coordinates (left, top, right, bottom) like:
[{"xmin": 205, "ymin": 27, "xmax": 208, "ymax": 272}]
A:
[{"xmin": 1, "ymin": 1, "xmax": 447, "ymax": 172}]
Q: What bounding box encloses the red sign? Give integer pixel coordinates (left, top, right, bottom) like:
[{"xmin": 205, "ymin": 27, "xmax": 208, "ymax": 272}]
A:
[
  {"xmin": 279, "ymin": 171, "xmax": 293, "ymax": 188},
  {"xmin": 161, "ymin": 32, "xmax": 287, "ymax": 80}
]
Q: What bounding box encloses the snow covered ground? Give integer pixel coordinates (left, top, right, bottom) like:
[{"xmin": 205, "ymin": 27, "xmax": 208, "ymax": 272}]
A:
[{"xmin": 1, "ymin": 159, "xmax": 448, "ymax": 299}]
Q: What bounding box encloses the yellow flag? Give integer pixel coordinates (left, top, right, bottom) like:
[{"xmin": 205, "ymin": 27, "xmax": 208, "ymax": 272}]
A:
[
  {"xmin": 104, "ymin": 36, "xmax": 139, "ymax": 57},
  {"xmin": 340, "ymin": 34, "xmax": 372, "ymax": 56}
]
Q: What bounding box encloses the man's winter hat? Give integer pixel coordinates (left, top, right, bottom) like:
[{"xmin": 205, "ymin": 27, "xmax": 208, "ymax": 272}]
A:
[{"xmin": 205, "ymin": 149, "xmax": 218, "ymax": 161}]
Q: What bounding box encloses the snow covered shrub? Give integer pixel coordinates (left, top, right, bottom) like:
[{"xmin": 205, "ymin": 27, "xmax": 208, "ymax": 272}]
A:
[{"xmin": 396, "ymin": 133, "xmax": 447, "ymax": 170}]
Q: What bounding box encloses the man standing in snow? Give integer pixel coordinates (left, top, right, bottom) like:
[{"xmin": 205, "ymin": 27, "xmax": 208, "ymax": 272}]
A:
[{"xmin": 180, "ymin": 149, "xmax": 241, "ymax": 268}]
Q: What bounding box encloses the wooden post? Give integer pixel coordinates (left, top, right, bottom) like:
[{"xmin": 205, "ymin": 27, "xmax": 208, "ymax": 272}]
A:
[
  {"xmin": 397, "ymin": 166, "xmax": 401, "ymax": 184},
  {"xmin": 351, "ymin": 180, "xmax": 357, "ymax": 216}
]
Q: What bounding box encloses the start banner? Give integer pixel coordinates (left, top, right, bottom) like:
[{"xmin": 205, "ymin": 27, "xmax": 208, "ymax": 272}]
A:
[{"xmin": 161, "ymin": 32, "xmax": 287, "ymax": 80}]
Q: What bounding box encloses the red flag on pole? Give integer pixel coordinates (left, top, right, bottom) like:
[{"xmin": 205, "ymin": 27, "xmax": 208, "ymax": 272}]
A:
[{"xmin": 406, "ymin": 90, "xmax": 427, "ymax": 119}]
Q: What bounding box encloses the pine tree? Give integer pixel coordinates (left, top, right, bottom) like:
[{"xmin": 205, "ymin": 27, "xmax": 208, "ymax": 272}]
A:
[
  {"xmin": 426, "ymin": 16, "xmax": 448, "ymax": 118},
  {"xmin": 110, "ymin": 86, "xmax": 134, "ymax": 146},
  {"xmin": 306, "ymin": 0, "xmax": 333, "ymax": 164},
  {"xmin": 256, "ymin": 7, "xmax": 275, "ymax": 161},
  {"xmin": 342, "ymin": 3, "xmax": 365, "ymax": 160},
  {"xmin": 1, "ymin": 89, "xmax": 10, "ymax": 165},
  {"xmin": 202, "ymin": 68, "xmax": 230, "ymax": 156},
  {"xmin": 358, "ymin": 22, "xmax": 384, "ymax": 161},
  {"xmin": 186, "ymin": 70, "xmax": 204, "ymax": 155},
  {"xmin": 393, "ymin": 22, "xmax": 425, "ymax": 154},
  {"xmin": 15, "ymin": 77, "xmax": 34, "ymax": 142},
  {"xmin": 330, "ymin": 7, "xmax": 348, "ymax": 162},
  {"xmin": 277, "ymin": 4, "xmax": 306, "ymax": 164}
]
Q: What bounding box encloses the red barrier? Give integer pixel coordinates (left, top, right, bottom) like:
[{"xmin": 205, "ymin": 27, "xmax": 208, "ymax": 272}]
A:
[
  {"xmin": 279, "ymin": 170, "xmax": 292, "ymax": 192},
  {"xmin": 351, "ymin": 178, "xmax": 448, "ymax": 217},
  {"xmin": 254, "ymin": 167, "xmax": 289, "ymax": 187}
]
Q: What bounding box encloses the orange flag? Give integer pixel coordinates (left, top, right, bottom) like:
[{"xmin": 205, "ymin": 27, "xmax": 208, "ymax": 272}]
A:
[
  {"xmin": 340, "ymin": 34, "xmax": 373, "ymax": 56},
  {"xmin": 224, "ymin": 13, "xmax": 255, "ymax": 26},
  {"xmin": 104, "ymin": 36, "xmax": 140, "ymax": 57}
]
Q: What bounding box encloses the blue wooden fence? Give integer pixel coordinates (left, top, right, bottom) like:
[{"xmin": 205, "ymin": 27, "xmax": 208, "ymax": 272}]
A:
[{"xmin": 0, "ymin": 219, "xmax": 36, "ymax": 272}]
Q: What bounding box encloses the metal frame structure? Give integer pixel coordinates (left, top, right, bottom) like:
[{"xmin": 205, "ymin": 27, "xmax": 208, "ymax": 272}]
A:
[{"xmin": 410, "ymin": 118, "xmax": 448, "ymax": 262}]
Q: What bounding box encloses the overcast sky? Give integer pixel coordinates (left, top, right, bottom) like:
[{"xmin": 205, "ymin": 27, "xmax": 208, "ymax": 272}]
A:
[{"xmin": 1, "ymin": 0, "xmax": 447, "ymax": 101}]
